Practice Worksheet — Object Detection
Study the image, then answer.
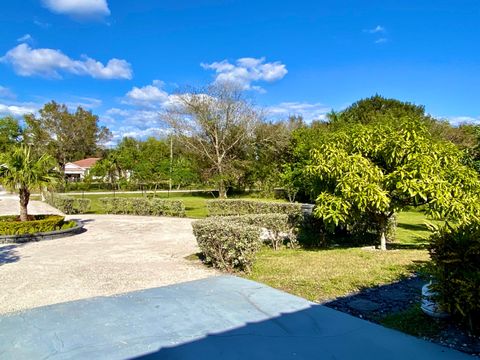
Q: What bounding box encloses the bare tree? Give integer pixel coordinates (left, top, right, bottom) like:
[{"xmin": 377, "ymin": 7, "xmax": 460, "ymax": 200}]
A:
[{"xmin": 163, "ymin": 83, "xmax": 260, "ymax": 198}]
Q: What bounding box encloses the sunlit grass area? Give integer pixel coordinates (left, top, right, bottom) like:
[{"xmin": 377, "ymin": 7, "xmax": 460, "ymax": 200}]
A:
[{"xmin": 245, "ymin": 247, "xmax": 429, "ymax": 302}]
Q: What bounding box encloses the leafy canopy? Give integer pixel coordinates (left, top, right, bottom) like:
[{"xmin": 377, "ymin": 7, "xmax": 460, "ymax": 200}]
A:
[{"xmin": 306, "ymin": 116, "xmax": 480, "ymax": 231}]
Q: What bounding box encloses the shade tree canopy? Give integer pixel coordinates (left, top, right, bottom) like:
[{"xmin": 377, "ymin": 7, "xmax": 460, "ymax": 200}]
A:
[{"xmin": 305, "ymin": 116, "xmax": 480, "ymax": 250}]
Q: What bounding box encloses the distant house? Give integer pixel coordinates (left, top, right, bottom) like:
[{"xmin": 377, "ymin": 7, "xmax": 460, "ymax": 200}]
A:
[{"xmin": 64, "ymin": 158, "xmax": 101, "ymax": 182}]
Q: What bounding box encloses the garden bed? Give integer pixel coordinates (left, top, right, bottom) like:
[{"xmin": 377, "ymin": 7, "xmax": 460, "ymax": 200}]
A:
[{"xmin": 0, "ymin": 215, "xmax": 83, "ymax": 244}]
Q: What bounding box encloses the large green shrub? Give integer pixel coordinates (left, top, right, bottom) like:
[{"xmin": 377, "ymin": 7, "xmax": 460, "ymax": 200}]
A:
[
  {"xmin": 100, "ymin": 197, "xmax": 186, "ymax": 217},
  {"xmin": 218, "ymin": 213, "xmax": 296, "ymax": 250},
  {"xmin": 0, "ymin": 215, "xmax": 74, "ymax": 235},
  {"xmin": 46, "ymin": 194, "xmax": 91, "ymax": 214},
  {"xmin": 429, "ymin": 222, "xmax": 480, "ymax": 333},
  {"xmin": 207, "ymin": 199, "xmax": 302, "ymax": 224},
  {"xmin": 192, "ymin": 218, "xmax": 261, "ymax": 272}
]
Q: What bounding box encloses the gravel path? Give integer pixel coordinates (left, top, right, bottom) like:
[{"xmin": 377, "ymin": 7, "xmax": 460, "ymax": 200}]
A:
[{"xmin": 0, "ymin": 196, "xmax": 216, "ymax": 314}]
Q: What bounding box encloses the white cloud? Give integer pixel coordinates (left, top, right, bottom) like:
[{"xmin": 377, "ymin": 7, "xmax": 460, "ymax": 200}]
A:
[
  {"xmin": 42, "ymin": 0, "xmax": 110, "ymax": 18},
  {"xmin": 201, "ymin": 57, "xmax": 287, "ymax": 91},
  {"xmin": 17, "ymin": 34, "xmax": 33, "ymax": 43},
  {"xmin": 446, "ymin": 116, "xmax": 480, "ymax": 125},
  {"xmin": 267, "ymin": 102, "xmax": 331, "ymax": 122},
  {"xmin": 1, "ymin": 44, "xmax": 132, "ymax": 79},
  {"xmin": 364, "ymin": 25, "xmax": 385, "ymax": 34},
  {"xmin": 375, "ymin": 38, "xmax": 388, "ymax": 44},
  {"xmin": 0, "ymin": 103, "xmax": 36, "ymax": 117},
  {"xmin": 123, "ymin": 80, "xmax": 170, "ymax": 108}
]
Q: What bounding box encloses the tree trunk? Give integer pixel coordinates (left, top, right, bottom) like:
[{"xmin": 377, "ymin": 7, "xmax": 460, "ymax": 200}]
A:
[
  {"xmin": 19, "ymin": 187, "xmax": 30, "ymax": 222},
  {"xmin": 218, "ymin": 178, "xmax": 227, "ymax": 199},
  {"xmin": 380, "ymin": 229, "xmax": 387, "ymax": 251},
  {"xmin": 378, "ymin": 214, "xmax": 390, "ymax": 251}
]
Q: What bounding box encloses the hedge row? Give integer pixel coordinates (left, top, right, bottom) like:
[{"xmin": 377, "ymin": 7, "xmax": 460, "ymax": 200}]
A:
[
  {"xmin": 46, "ymin": 194, "xmax": 91, "ymax": 214},
  {"xmin": 207, "ymin": 199, "xmax": 302, "ymax": 222},
  {"xmin": 219, "ymin": 213, "xmax": 297, "ymax": 250},
  {"xmin": 100, "ymin": 197, "xmax": 186, "ymax": 217},
  {"xmin": 429, "ymin": 222, "xmax": 480, "ymax": 334},
  {"xmin": 0, "ymin": 215, "xmax": 74, "ymax": 235},
  {"xmin": 192, "ymin": 218, "xmax": 260, "ymax": 273},
  {"xmin": 192, "ymin": 213, "xmax": 298, "ymax": 272}
]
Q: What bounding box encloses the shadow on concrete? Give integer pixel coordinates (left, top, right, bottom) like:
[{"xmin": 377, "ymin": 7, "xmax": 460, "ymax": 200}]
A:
[
  {"xmin": 0, "ymin": 244, "xmax": 20, "ymax": 265},
  {"xmin": 131, "ymin": 301, "xmax": 468, "ymax": 360}
]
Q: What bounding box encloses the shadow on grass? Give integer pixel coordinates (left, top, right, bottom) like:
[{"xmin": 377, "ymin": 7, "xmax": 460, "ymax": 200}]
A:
[{"xmin": 397, "ymin": 222, "xmax": 430, "ymax": 232}]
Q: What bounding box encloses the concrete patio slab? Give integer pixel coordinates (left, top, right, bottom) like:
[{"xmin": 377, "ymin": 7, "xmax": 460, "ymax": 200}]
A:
[{"xmin": 0, "ymin": 276, "xmax": 470, "ymax": 359}]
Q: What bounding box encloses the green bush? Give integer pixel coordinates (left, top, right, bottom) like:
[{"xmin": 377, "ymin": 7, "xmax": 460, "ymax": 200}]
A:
[
  {"xmin": 217, "ymin": 213, "xmax": 296, "ymax": 250},
  {"xmin": 192, "ymin": 218, "xmax": 261, "ymax": 272},
  {"xmin": 429, "ymin": 222, "xmax": 480, "ymax": 333},
  {"xmin": 46, "ymin": 194, "xmax": 91, "ymax": 214},
  {"xmin": 0, "ymin": 215, "xmax": 75, "ymax": 235},
  {"xmin": 99, "ymin": 197, "xmax": 186, "ymax": 217},
  {"xmin": 207, "ymin": 199, "xmax": 303, "ymax": 224}
]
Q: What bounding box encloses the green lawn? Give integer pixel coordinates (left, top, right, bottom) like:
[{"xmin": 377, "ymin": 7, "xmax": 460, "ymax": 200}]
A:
[{"xmin": 244, "ymin": 210, "xmax": 435, "ymax": 303}]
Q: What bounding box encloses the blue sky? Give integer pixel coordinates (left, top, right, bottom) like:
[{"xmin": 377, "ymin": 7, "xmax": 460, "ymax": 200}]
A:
[{"xmin": 1, "ymin": 0, "xmax": 479, "ymax": 142}]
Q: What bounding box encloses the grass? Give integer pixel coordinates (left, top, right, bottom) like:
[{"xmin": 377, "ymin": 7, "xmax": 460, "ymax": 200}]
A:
[
  {"xmin": 395, "ymin": 210, "xmax": 442, "ymax": 247},
  {"xmin": 379, "ymin": 305, "xmax": 443, "ymax": 338},
  {"xmin": 245, "ymin": 247, "xmax": 429, "ymax": 302}
]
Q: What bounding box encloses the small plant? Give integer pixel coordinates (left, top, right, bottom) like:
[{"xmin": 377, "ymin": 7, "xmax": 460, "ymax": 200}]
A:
[{"xmin": 429, "ymin": 221, "xmax": 480, "ymax": 334}]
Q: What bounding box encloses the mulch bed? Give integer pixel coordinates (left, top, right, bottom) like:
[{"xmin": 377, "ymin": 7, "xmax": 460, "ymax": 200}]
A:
[{"xmin": 323, "ymin": 276, "xmax": 480, "ymax": 356}]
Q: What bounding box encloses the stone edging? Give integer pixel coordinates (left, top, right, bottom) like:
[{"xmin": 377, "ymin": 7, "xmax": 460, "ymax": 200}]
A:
[{"xmin": 0, "ymin": 220, "xmax": 85, "ymax": 244}]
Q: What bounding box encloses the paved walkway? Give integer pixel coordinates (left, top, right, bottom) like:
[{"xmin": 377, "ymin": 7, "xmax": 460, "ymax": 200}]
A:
[
  {"xmin": 0, "ymin": 276, "xmax": 471, "ymax": 359},
  {"xmin": 0, "ymin": 196, "xmax": 216, "ymax": 314}
]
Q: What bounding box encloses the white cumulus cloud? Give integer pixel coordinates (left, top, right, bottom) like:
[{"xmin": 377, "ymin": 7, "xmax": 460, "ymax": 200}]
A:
[
  {"xmin": 0, "ymin": 102, "xmax": 36, "ymax": 117},
  {"xmin": 267, "ymin": 102, "xmax": 331, "ymax": 122},
  {"xmin": 0, "ymin": 44, "xmax": 132, "ymax": 80},
  {"xmin": 201, "ymin": 57, "xmax": 287, "ymax": 91},
  {"xmin": 446, "ymin": 116, "xmax": 480, "ymax": 125},
  {"xmin": 42, "ymin": 0, "xmax": 110, "ymax": 18},
  {"xmin": 123, "ymin": 80, "xmax": 171, "ymax": 108}
]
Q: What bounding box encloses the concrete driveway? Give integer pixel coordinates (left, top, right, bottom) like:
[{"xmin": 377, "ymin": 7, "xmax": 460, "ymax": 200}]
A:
[
  {"xmin": 0, "ymin": 276, "xmax": 471, "ymax": 360},
  {"xmin": 0, "ymin": 198, "xmax": 216, "ymax": 314}
]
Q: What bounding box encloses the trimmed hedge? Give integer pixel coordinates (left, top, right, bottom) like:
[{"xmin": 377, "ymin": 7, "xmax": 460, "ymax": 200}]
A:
[
  {"xmin": 0, "ymin": 215, "xmax": 75, "ymax": 235},
  {"xmin": 51, "ymin": 197, "xmax": 91, "ymax": 214},
  {"xmin": 100, "ymin": 197, "xmax": 186, "ymax": 217},
  {"xmin": 192, "ymin": 218, "xmax": 260, "ymax": 272},
  {"xmin": 218, "ymin": 213, "xmax": 296, "ymax": 250},
  {"xmin": 192, "ymin": 213, "xmax": 298, "ymax": 272},
  {"xmin": 207, "ymin": 199, "xmax": 302, "ymax": 223},
  {"xmin": 45, "ymin": 194, "xmax": 91, "ymax": 214},
  {"xmin": 429, "ymin": 222, "xmax": 480, "ymax": 334}
]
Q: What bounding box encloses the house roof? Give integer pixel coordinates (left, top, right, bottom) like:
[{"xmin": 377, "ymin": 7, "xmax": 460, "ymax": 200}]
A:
[{"xmin": 72, "ymin": 158, "xmax": 101, "ymax": 169}]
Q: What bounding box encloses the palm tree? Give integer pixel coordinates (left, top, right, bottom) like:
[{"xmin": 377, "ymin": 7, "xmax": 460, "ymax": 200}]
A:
[{"xmin": 0, "ymin": 145, "xmax": 58, "ymax": 221}]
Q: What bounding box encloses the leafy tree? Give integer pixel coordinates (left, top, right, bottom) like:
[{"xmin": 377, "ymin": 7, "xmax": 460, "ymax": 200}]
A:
[
  {"xmin": 164, "ymin": 83, "xmax": 260, "ymax": 198},
  {"xmin": 0, "ymin": 145, "xmax": 58, "ymax": 221},
  {"xmin": 0, "ymin": 116, "xmax": 22, "ymax": 152},
  {"xmin": 24, "ymin": 101, "xmax": 111, "ymax": 169},
  {"xmin": 305, "ymin": 117, "xmax": 480, "ymax": 250},
  {"xmin": 329, "ymin": 94, "xmax": 429, "ymax": 126}
]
